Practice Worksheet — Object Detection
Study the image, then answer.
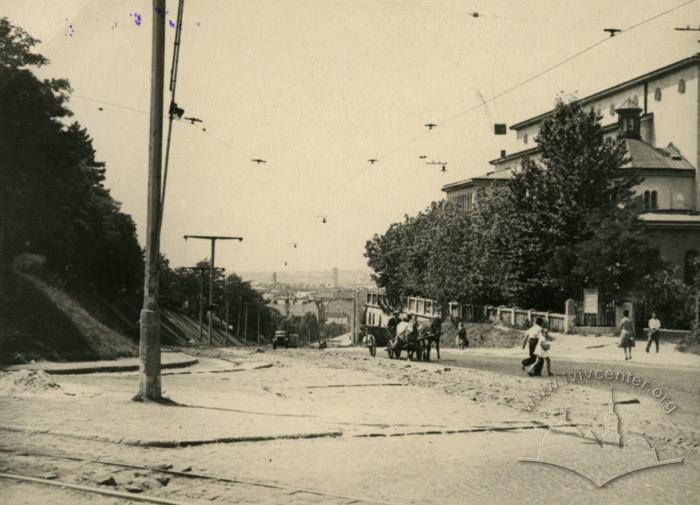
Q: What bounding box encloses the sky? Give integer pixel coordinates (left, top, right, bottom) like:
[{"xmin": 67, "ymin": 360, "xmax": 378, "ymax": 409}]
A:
[{"xmin": 4, "ymin": 0, "xmax": 698, "ymax": 275}]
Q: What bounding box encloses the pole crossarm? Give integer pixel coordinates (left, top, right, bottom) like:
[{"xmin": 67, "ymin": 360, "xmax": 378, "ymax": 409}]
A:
[
  {"xmin": 183, "ymin": 235, "xmax": 243, "ymax": 242},
  {"xmin": 183, "ymin": 234, "xmax": 243, "ymax": 344}
]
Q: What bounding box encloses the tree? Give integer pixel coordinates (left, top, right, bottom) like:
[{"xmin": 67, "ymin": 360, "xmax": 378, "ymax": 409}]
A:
[
  {"xmin": 365, "ymin": 200, "xmax": 474, "ymax": 305},
  {"xmin": 573, "ymin": 206, "xmax": 663, "ymax": 303},
  {"xmin": 495, "ymin": 98, "xmax": 642, "ymax": 308},
  {"xmin": 0, "ymin": 18, "xmax": 143, "ymax": 296},
  {"xmin": 365, "ymin": 97, "xmax": 665, "ymax": 312}
]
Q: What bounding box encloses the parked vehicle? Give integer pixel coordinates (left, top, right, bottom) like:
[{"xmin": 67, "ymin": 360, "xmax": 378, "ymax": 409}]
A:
[{"xmin": 272, "ymin": 330, "xmax": 288, "ymax": 349}]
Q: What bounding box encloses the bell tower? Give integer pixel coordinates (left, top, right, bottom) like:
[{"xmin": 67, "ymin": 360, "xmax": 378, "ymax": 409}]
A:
[{"xmin": 615, "ymin": 97, "xmax": 642, "ymax": 140}]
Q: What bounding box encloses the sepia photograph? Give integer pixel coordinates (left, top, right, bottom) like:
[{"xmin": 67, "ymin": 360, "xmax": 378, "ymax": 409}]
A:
[{"xmin": 1, "ymin": 1, "xmax": 699, "ymax": 504}]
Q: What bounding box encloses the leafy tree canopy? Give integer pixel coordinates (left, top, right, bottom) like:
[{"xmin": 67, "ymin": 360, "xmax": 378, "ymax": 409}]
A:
[
  {"xmin": 0, "ymin": 17, "xmax": 143, "ymax": 296},
  {"xmin": 365, "ymin": 98, "xmax": 665, "ymax": 311}
]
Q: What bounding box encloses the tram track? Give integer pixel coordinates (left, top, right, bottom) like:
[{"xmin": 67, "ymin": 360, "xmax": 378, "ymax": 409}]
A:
[{"xmin": 0, "ymin": 447, "xmax": 408, "ymax": 505}]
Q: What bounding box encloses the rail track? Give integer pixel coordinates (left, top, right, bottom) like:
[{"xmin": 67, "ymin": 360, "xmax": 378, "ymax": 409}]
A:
[{"xmin": 0, "ymin": 447, "xmax": 407, "ymax": 505}]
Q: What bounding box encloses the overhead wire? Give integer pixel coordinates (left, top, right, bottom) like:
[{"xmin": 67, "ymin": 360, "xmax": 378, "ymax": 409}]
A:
[
  {"xmin": 371, "ymin": 0, "xmax": 697, "ymax": 163},
  {"xmin": 22, "ymin": 0, "xmax": 696, "ymax": 264},
  {"xmin": 158, "ymin": 0, "xmax": 185, "ymax": 238},
  {"xmin": 301, "ymin": 0, "xmax": 698, "ymax": 246}
]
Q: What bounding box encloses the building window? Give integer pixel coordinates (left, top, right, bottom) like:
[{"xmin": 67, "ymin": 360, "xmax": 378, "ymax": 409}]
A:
[
  {"xmin": 644, "ymin": 190, "xmax": 658, "ymax": 209},
  {"xmin": 654, "ymin": 87, "xmax": 662, "ymax": 101},
  {"xmin": 686, "ymin": 250, "xmax": 698, "ymax": 285},
  {"xmin": 523, "ymin": 133, "xmax": 528, "ymax": 144},
  {"xmin": 678, "ymin": 78, "xmax": 686, "ymax": 94},
  {"xmin": 610, "ymin": 103, "xmax": 616, "ymax": 116},
  {"xmin": 466, "ymin": 192, "xmax": 474, "ymax": 210}
]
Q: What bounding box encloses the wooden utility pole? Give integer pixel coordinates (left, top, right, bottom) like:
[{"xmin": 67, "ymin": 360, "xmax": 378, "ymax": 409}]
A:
[
  {"xmin": 244, "ymin": 303, "xmax": 248, "ymax": 345},
  {"xmin": 236, "ymin": 300, "xmax": 241, "ymax": 338},
  {"xmin": 185, "ymin": 266, "xmax": 214, "ymax": 342},
  {"xmin": 136, "ymin": 0, "xmax": 166, "ymax": 402},
  {"xmin": 225, "ymin": 299, "xmax": 230, "ymax": 346},
  {"xmin": 183, "ymin": 235, "xmax": 242, "ymax": 345}
]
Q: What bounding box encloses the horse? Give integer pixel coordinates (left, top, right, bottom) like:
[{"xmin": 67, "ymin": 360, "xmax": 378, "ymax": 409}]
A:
[{"xmin": 420, "ymin": 317, "xmax": 443, "ymax": 361}]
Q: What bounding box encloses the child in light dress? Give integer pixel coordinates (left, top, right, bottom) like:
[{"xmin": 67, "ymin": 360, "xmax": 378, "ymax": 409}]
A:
[{"xmin": 528, "ymin": 329, "xmax": 553, "ymax": 376}]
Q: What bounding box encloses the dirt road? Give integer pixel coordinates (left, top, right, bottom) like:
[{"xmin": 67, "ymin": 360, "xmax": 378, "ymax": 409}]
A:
[{"xmin": 0, "ymin": 347, "xmax": 697, "ymax": 504}]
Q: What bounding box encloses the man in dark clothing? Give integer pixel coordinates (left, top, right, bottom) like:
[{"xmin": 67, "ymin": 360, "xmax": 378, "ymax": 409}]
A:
[{"xmin": 387, "ymin": 313, "xmax": 400, "ymax": 339}]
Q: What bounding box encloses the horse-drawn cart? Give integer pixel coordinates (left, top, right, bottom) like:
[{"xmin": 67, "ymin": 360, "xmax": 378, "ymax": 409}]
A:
[{"xmin": 363, "ymin": 292, "xmax": 443, "ymax": 361}]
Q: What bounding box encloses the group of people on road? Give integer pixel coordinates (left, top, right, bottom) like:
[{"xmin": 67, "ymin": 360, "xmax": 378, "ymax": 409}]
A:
[
  {"xmin": 617, "ymin": 310, "xmax": 663, "ymax": 361},
  {"xmin": 520, "ymin": 317, "xmax": 552, "ymax": 376},
  {"xmin": 518, "ymin": 311, "xmax": 664, "ymax": 372}
]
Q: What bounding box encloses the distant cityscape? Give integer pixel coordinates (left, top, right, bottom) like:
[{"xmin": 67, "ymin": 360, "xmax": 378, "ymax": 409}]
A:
[
  {"xmin": 239, "ymin": 268, "xmax": 375, "ymax": 290},
  {"xmin": 238, "ymin": 269, "xmax": 375, "ymax": 332}
]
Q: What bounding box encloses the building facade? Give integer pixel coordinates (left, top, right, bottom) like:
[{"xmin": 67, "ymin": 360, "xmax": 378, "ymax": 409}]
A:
[{"xmin": 442, "ymin": 54, "xmax": 700, "ymax": 283}]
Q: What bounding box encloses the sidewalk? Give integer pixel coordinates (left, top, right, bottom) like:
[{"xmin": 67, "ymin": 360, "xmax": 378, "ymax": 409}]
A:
[
  {"xmin": 0, "ymin": 351, "xmax": 552, "ymax": 449},
  {"xmin": 3, "ymin": 351, "xmax": 198, "ymax": 375},
  {"xmin": 446, "ymin": 332, "xmax": 700, "ymax": 369}
]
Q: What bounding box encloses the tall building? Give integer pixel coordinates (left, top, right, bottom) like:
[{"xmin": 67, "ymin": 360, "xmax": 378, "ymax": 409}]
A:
[{"xmin": 442, "ymin": 54, "xmax": 700, "ymax": 282}]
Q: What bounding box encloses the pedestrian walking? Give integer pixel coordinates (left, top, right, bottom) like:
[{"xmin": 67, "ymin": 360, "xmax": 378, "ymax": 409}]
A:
[
  {"xmin": 457, "ymin": 322, "xmax": 467, "ymax": 350},
  {"xmin": 618, "ymin": 310, "xmax": 635, "ymax": 360},
  {"xmin": 521, "ymin": 317, "xmax": 544, "ymax": 370},
  {"xmin": 646, "ymin": 312, "xmax": 662, "ymax": 353},
  {"xmin": 529, "ymin": 329, "xmax": 552, "ymax": 376}
]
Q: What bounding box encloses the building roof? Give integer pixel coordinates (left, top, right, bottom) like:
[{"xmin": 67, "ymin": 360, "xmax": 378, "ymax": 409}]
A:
[
  {"xmin": 622, "ymin": 140, "xmax": 695, "ymax": 171},
  {"xmin": 510, "ymin": 53, "xmax": 700, "ymax": 131},
  {"xmin": 639, "ymin": 212, "xmax": 700, "ymax": 229},
  {"xmin": 490, "ymin": 113, "xmax": 655, "ymax": 166},
  {"xmin": 616, "ymin": 97, "xmax": 642, "ymax": 112},
  {"xmin": 441, "ymin": 170, "xmax": 512, "ymax": 192},
  {"xmin": 444, "ymin": 139, "xmax": 695, "ymax": 193},
  {"xmin": 489, "ymin": 146, "xmax": 541, "ymax": 166}
]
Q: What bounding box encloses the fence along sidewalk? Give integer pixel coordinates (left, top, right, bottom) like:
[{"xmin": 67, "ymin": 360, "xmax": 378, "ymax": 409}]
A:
[{"xmin": 449, "ymin": 302, "xmax": 570, "ymax": 333}]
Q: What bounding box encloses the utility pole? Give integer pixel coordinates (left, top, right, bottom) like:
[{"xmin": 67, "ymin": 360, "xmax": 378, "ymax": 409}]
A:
[
  {"xmin": 185, "ymin": 266, "xmax": 217, "ymax": 342},
  {"xmin": 225, "ymin": 299, "xmax": 230, "ymax": 347},
  {"xmin": 183, "ymin": 235, "xmax": 242, "ymax": 344},
  {"xmin": 236, "ymin": 298, "xmax": 241, "ymax": 338},
  {"xmin": 244, "ymin": 303, "xmax": 248, "ymax": 345},
  {"xmin": 257, "ymin": 310, "xmax": 261, "ymax": 345},
  {"xmin": 137, "ymin": 0, "xmax": 166, "ymax": 402}
]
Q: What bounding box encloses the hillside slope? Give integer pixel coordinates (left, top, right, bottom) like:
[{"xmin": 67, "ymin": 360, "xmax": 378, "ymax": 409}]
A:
[
  {"xmin": 0, "ymin": 265, "xmax": 258, "ymax": 364},
  {"xmin": 0, "ymin": 267, "xmax": 136, "ymax": 364}
]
